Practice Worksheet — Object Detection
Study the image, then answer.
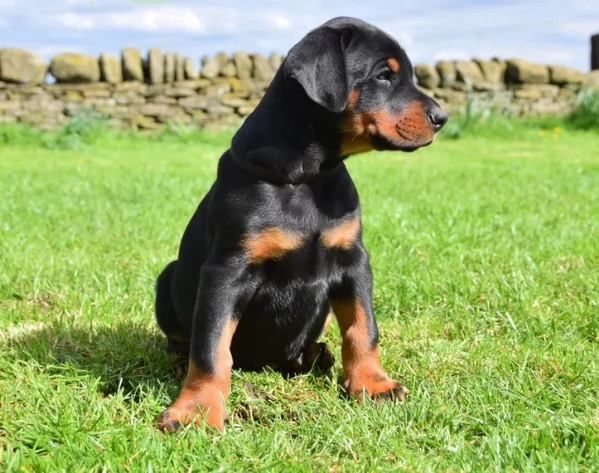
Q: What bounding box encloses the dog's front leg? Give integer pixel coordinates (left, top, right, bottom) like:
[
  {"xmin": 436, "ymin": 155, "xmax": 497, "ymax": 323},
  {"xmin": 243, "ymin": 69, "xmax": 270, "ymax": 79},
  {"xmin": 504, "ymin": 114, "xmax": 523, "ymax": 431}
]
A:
[
  {"xmin": 330, "ymin": 262, "xmax": 409, "ymax": 402},
  {"xmin": 157, "ymin": 263, "xmax": 246, "ymax": 432}
]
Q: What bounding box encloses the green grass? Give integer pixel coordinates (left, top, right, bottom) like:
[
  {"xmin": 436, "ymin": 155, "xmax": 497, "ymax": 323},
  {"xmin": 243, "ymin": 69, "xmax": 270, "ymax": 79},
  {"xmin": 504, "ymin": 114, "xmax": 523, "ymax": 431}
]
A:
[{"xmin": 1, "ymin": 121, "xmax": 599, "ymax": 472}]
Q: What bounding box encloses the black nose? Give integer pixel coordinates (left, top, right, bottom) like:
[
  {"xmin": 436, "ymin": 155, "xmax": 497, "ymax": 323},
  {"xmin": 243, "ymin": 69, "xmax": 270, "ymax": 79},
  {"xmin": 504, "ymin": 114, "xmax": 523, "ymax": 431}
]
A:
[{"xmin": 428, "ymin": 107, "xmax": 449, "ymax": 131}]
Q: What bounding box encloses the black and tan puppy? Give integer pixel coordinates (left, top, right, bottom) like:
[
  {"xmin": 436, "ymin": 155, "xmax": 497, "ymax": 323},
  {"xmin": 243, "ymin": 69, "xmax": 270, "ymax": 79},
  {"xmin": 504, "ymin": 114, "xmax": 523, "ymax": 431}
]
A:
[{"xmin": 154, "ymin": 16, "xmax": 448, "ymax": 432}]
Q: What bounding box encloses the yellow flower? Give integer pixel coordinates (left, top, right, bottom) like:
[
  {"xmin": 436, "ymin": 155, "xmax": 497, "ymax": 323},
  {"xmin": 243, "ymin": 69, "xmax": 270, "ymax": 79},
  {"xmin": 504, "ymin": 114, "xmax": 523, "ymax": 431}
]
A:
[{"xmin": 553, "ymin": 126, "xmax": 561, "ymax": 134}]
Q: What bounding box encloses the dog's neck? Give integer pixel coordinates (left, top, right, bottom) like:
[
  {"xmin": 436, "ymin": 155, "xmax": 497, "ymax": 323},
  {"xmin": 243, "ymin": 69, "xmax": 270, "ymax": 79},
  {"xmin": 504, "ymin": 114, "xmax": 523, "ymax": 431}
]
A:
[{"xmin": 230, "ymin": 68, "xmax": 344, "ymax": 184}]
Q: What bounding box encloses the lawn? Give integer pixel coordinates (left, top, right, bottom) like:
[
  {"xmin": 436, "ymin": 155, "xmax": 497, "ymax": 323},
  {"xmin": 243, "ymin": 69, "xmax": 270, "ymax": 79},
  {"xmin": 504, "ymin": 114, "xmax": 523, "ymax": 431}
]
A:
[{"xmin": 1, "ymin": 123, "xmax": 599, "ymax": 472}]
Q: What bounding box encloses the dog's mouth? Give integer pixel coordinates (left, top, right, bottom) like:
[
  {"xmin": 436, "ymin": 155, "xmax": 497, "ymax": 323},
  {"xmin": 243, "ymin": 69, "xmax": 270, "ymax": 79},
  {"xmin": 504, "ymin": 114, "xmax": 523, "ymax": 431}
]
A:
[
  {"xmin": 339, "ymin": 104, "xmax": 441, "ymax": 156},
  {"xmin": 368, "ymin": 123, "xmax": 436, "ymax": 152}
]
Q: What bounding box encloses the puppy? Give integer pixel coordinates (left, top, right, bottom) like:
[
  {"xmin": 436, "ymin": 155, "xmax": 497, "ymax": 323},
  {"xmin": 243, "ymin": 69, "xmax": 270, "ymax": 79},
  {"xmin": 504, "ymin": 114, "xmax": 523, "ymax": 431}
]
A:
[{"xmin": 154, "ymin": 16, "xmax": 448, "ymax": 432}]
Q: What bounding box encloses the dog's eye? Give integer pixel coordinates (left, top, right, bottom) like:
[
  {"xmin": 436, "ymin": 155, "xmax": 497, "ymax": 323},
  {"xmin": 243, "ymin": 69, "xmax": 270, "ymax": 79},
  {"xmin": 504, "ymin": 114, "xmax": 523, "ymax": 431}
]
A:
[{"xmin": 375, "ymin": 69, "xmax": 392, "ymax": 82}]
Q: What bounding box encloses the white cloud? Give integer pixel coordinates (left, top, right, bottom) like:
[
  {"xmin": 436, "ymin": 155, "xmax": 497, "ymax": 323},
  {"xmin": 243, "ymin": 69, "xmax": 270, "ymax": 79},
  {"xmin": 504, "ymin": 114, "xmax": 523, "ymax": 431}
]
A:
[
  {"xmin": 48, "ymin": 7, "xmax": 205, "ymax": 32},
  {"xmin": 40, "ymin": 5, "xmax": 295, "ymax": 36},
  {"xmin": 265, "ymin": 12, "xmax": 292, "ymax": 30}
]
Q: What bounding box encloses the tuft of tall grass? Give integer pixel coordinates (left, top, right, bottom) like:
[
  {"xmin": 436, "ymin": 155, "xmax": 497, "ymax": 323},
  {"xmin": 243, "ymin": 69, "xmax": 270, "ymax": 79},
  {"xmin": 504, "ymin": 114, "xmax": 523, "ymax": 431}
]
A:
[
  {"xmin": 566, "ymin": 88, "xmax": 599, "ymax": 131},
  {"xmin": 41, "ymin": 108, "xmax": 110, "ymax": 150},
  {"xmin": 440, "ymin": 87, "xmax": 515, "ymax": 140}
]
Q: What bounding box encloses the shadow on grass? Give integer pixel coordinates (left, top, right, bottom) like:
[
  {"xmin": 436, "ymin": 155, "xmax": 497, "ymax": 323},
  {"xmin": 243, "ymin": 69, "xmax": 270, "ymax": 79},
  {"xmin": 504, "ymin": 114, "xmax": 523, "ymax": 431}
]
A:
[
  {"xmin": 4, "ymin": 320, "xmax": 340, "ymax": 407},
  {"xmin": 4, "ymin": 321, "xmax": 178, "ymax": 400}
]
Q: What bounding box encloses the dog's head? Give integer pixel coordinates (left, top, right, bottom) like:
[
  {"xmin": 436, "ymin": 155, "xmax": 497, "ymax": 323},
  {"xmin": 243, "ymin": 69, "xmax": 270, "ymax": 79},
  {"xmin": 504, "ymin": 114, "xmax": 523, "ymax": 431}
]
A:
[{"xmin": 284, "ymin": 17, "xmax": 448, "ymax": 156}]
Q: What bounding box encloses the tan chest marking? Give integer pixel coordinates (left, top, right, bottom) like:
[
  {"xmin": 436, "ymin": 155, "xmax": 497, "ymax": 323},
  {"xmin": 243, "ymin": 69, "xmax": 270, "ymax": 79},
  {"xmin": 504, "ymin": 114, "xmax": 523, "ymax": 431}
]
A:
[
  {"xmin": 242, "ymin": 227, "xmax": 305, "ymax": 263},
  {"xmin": 321, "ymin": 218, "xmax": 361, "ymax": 250}
]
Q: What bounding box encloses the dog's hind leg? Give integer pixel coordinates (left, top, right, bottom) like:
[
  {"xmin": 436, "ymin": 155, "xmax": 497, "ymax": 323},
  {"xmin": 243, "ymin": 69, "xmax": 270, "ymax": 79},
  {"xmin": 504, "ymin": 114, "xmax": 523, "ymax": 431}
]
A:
[
  {"xmin": 155, "ymin": 260, "xmax": 189, "ymax": 357},
  {"xmin": 280, "ymin": 342, "xmax": 336, "ymax": 378}
]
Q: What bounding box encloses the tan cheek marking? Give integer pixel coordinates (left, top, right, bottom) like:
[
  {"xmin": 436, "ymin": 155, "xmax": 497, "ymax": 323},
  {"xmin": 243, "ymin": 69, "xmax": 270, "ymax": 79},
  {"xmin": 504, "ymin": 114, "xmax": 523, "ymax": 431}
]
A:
[
  {"xmin": 370, "ymin": 103, "xmax": 434, "ymax": 144},
  {"xmin": 159, "ymin": 319, "xmax": 238, "ymax": 431},
  {"xmin": 341, "ymin": 104, "xmax": 431, "ymax": 154},
  {"xmin": 339, "ymin": 110, "xmax": 373, "ymax": 156},
  {"xmin": 242, "ymin": 227, "xmax": 305, "ymax": 263},
  {"xmin": 339, "ymin": 89, "xmax": 375, "ymax": 156},
  {"xmin": 340, "ymin": 95, "xmax": 435, "ymax": 154},
  {"xmin": 387, "ymin": 58, "xmax": 400, "ymax": 73},
  {"xmin": 339, "ymin": 122, "xmax": 373, "ymax": 156},
  {"xmin": 368, "ymin": 109, "xmax": 399, "ymax": 138},
  {"xmin": 397, "ymin": 100, "xmax": 434, "ymax": 141},
  {"xmin": 321, "ymin": 218, "xmax": 360, "ymax": 249}
]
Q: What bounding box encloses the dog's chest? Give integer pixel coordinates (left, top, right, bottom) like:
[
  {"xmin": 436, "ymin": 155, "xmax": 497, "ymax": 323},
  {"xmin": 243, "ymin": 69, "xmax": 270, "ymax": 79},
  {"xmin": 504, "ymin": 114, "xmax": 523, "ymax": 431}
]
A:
[
  {"xmin": 241, "ymin": 180, "xmax": 361, "ymax": 276},
  {"xmin": 242, "ymin": 218, "xmax": 360, "ymax": 273},
  {"xmin": 241, "ymin": 219, "xmax": 360, "ymax": 322}
]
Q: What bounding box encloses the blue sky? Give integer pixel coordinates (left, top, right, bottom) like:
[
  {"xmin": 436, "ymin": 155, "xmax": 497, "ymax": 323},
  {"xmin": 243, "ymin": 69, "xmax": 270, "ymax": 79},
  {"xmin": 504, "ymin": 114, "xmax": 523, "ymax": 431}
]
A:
[{"xmin": 1, "ymin": 0, "xmax": 598, "ymax": 71}]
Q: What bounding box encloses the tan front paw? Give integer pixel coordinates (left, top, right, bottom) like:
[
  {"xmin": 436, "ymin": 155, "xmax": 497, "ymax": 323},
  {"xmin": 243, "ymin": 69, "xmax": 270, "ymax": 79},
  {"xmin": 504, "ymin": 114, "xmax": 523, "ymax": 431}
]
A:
[
  {"xmin": 157, "ymin": 395, "xmax": 227, "ymax": 432},
  {"xmin": 344, "ymin": 365, "xmax": 408, "ymax": 402}
]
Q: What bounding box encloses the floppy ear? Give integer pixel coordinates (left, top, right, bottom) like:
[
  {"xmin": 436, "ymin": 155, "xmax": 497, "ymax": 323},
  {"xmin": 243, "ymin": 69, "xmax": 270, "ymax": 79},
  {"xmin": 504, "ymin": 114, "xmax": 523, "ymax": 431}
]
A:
[{"xmin": 284, "ymin": 26, "xmax": 351, "ymax": 113}]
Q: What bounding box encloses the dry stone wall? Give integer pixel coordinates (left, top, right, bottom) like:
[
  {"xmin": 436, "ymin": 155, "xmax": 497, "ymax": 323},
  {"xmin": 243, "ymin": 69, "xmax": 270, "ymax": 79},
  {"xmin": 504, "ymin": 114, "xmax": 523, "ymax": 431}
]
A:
[
  {"xmin": 0, "ymin": 46, "xmax": 599, "ymax": 131},
  {"xmin": 415, "ymin": 57, "xmax": 599, "ymax": 118}
]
